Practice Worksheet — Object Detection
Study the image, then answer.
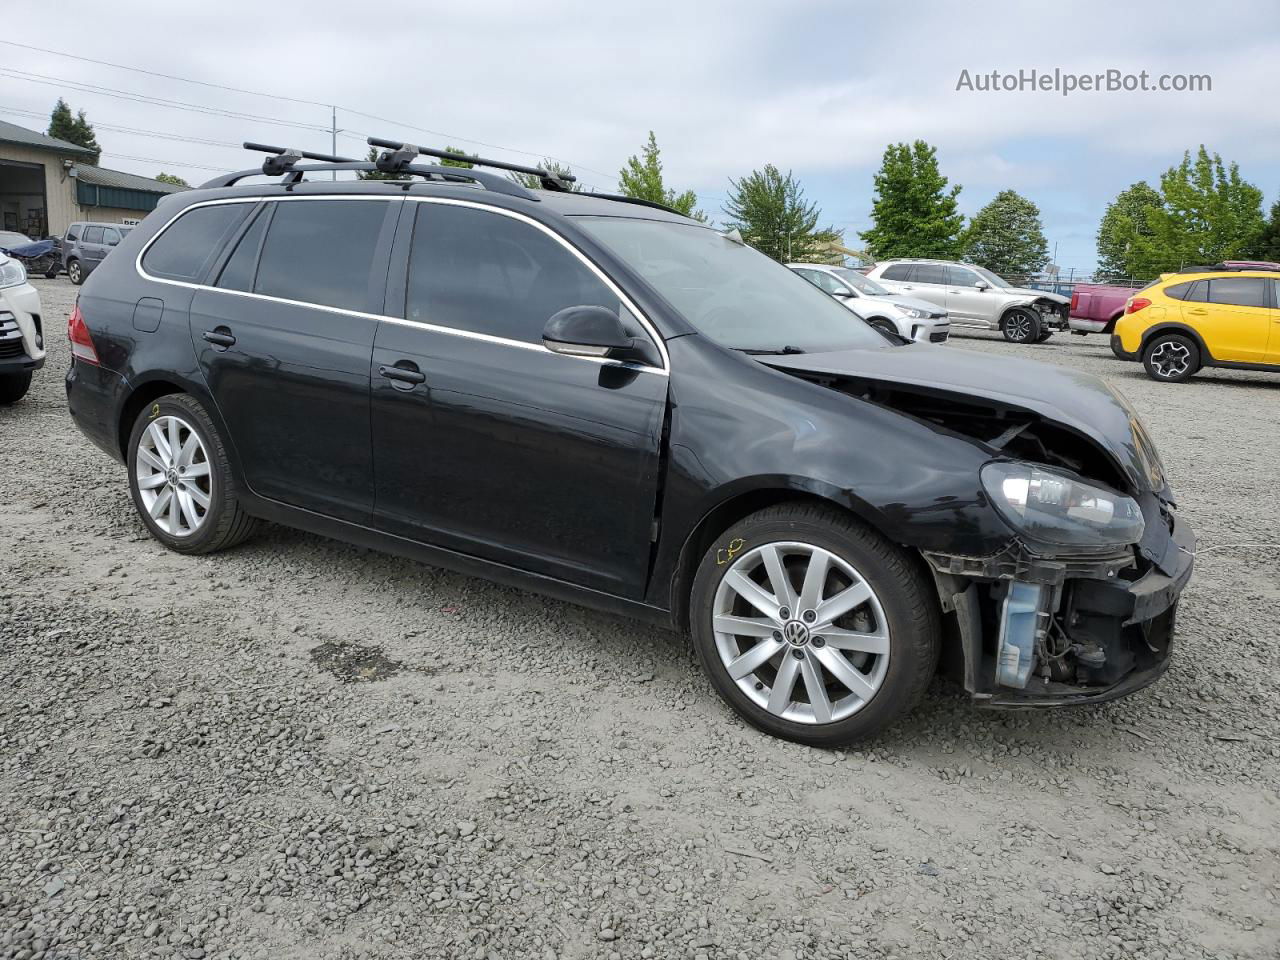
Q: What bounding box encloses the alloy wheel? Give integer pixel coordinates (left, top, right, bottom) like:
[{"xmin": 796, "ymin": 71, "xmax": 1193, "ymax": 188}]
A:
[
  {"xmin": 1005, "ymin": 312, "xmax": 1032, "ymax": 342},
  {"xmin": 711, "ymin": 541, "xmax": 891, "ymax": 724},
  {"xmin": 1149, "ymin": 340, "xmax": 1191, "ymax": 379},
  {"xmin": 135, "ymin": 415, "xmax": 213, "ymax": 537}
]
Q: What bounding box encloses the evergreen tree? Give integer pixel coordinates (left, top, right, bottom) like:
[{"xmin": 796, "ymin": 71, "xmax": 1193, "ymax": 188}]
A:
[
  {"xmin": 47, "ymin": 98, "xmax": 100, "ymax": 164},
  {"xmin": 1252, "ymin": 197, "xmax": 1280, "ymax": 262},
  {"xmin": 860, "ymin": 141, "xmax": 963, "ymax": 259},
  {"xmin": 618, "ymin": 132, "xmax": 704, "ymax": 220},
  {"xmin": 1094, "ymin": 181, "xmax": 1162, "ymax": 280},
  {"xmin": 961, "ymin": 190, "xmax": 1048, "ymax": 280},
  {"xmin": 723, "ymin": 164, "xmax": 841, "ymax": 263}
]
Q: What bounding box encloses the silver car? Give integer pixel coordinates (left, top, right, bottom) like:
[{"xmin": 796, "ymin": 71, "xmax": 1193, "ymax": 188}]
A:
[
  {"xmin": 62, "ymin": 222, "xmax": 134, "ymax": 286},
  {"xmin": 788, "ymin": 263, "xmax": 950, "ymax": 343},
  {"xmin": 865, "ymin": 259, "xmax": 1069, "ymax": 344}
]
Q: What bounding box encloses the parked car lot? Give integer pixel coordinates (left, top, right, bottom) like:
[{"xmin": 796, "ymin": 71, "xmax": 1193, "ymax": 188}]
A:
[{"xmin": 1, "ymin": 277, "xmax": 1275, "ymax": 959}]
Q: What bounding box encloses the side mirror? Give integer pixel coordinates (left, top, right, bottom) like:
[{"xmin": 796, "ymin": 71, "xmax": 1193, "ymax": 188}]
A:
[
  {"xmin": 107, "ymin": 238, "xmax": 119, "ymax": 247},
  {"xmin": 974, "ymin": 280, "xmax": 988, "ymax": 291},
  {"xmin": 543, "ymin": 305, "xmax": 651, "ymax": 363},
  {"xmin": 830, "ymin": 289, "xmax": 854, "ymax": 299}
]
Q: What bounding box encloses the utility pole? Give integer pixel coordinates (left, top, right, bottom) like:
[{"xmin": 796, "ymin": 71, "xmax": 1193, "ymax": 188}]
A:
[{"xmin": 331, "ymin": 106, "xmax": 338, "ymax": 182}]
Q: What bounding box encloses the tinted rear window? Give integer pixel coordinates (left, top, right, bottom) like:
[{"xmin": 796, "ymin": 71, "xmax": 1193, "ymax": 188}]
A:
[
  {"xmin": 143, "ymin": 204, "xmax": 252, "ymax": 282},
  {"xmin": 1207, "ymin": 277, "xmax": 1268, "ymax": 308},
  {"xmin": 254, "ymin": 200, "xmax": 388, "ymax": 313},
  {"xmin": 1163, "ymin": 281, "xmax": 1194, "ymax": 300}
]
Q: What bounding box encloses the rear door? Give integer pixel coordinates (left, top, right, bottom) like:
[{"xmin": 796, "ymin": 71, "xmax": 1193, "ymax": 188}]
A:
[
  {"xmin": 369, "ymin": 199, "xmax": 668, "ymax": 598},
  {"xmin": 1180, "ymin": 276, "xmax": 1271, "ymax": 362},
  {"xmin": 79, "ymin": 225, "xmax": 106, "ymax": 270},
  {"xmin": 178, "ymin": 196, "xmax": 399, "ymax": 522},
  {"xmin": 899, "ymin": 263, "xmax": 949, "ymax": 311}
]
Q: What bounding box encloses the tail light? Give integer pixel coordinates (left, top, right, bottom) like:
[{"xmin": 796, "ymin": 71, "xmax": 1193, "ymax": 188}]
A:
[
  {"xmin": 1069, "ymin": 291, "xmax": 1079, "ymax": 312},
  {"xmin": 1126, "ymin": 297, "xmax": 1151, "ymax": 315},
  {"xmin": 67, "ymin": 302, "xmax": 100, "ymax": 365}
]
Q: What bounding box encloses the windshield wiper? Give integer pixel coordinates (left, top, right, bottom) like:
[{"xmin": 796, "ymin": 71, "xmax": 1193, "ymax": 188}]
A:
[{"xmin": 735, "ymin": 345, "xmax": 807, "ymax": 355}]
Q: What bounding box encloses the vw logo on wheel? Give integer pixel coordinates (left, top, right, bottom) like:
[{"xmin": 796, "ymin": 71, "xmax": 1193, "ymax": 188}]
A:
[{"xmin": 783, "ymin": 620, "xmax": 810, "ymax": 646}]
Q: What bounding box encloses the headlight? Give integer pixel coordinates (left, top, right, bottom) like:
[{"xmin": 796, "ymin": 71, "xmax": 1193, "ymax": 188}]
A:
[
  {"xmin": 981, "ymin": 462, "xmax": 1145, "ymax": 548},
  {"xmin": 894, "ymin": 304, "xmax": 927, "ymax": 318},
  {"xmin": 0, "ymin": 258, "xmax": 26, "ymax": 289}
]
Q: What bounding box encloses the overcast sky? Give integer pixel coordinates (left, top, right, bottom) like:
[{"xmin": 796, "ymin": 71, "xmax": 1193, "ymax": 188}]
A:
[{"xmin": 3, "ymin": 0, "xmax": 1278, "ymax": 272}]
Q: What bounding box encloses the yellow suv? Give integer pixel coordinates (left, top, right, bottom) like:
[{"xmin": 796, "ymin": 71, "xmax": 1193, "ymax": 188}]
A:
[{"xmin": 1112, "ymin": 263, "xmax": 1280, "ymax": 382}]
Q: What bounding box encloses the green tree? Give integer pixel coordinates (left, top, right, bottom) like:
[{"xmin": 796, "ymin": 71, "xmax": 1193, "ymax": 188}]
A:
[
  {"xmin": 860, "ymin": 141, "xmax": 963, "ymax": 260},
  {"xmin": 1132, "ymin": 146, "xmax": 1265, "ymax": 274},
  {"xmin": 1094, "ymin": 181, "xmax": 1162, "ymax": 280},
  {"xmin": 507, "ymin": 158, "xmax": 583, "ymax": 192},
  {"xmin": 1253, "ymin": 197, "xmax": 1280, "ymax": 262},
  {"xmin": 960, "ymin": 189, "xmax": 1048, "ymax": 280},
  {"xmin": 618, "ymin": 132, "xmax": 704, "ymax": 220},
  {"xmin": 439, "ymin": 145, "xmax": 477, "ymax": 169},
  {"xmin": 723, "ymin": 164, "xmax": 842, "ymax": 263},
  {"xmin": 47, "ymin": 98, "xmax": 100, "ymax": 164},
  {"xmin": 154, "ymin": 172, "xmax": 189, "ymax": 187}
]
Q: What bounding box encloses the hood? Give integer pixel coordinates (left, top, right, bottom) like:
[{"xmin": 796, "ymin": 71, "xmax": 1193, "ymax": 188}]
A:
[
  {"xmin": 861, "ymin": 293, "xmax": 945, "ymax": 316},
  {"xmin": 1002, "ymin": 286, "xmax": 1069, "ymax": 304},
  {"xmin": 1, "ymin": 239, "xmax": 55, "ymax": 259},
  {"xmin": 759, "ymin": 345, "xmax": 1161, "ymax": 494}
]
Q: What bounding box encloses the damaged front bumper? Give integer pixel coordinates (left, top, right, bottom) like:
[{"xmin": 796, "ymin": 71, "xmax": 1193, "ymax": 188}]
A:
[{"xmin": 923, "ymin": 504, "xmax": 1193, "ymax": 708}]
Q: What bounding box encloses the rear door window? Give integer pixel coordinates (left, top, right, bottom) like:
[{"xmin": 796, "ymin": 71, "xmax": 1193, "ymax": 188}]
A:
[
  {"xmin": 880, "ymin": 264, "xmax": 913, "ymax": 282},
  {"xmin": 253, "ymin": 199, "xmax": 389, "ymax": 313},
  {"xmin": 143, "ymin": 204, "xmax": 252, "ymax": 282},
  {"xmin": 913, "ymin": 264, "xmax": 948, "ymax": 285},
  {"xmin": 1206, "ymin": 277, "xmax": 1268, "ymax": 307},
  {"xmin": 405, "ymin": 202, "xmax": 624, "ymax": 343},
  {"xmin": 83, "ymin": 226, "xmax": 104, "ymax": 244},
  {"xmin": 215, "ymin": 206, "xmax": 269, "ymax": 293}
]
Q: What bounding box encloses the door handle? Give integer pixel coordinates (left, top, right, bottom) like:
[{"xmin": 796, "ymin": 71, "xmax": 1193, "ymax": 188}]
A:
[
  {"xmin": 379, "ymin": 363, "xmax": 427, "ymax": 386},
  {"xmin": 1187, "ymin": 308, "xmax": 1208, "ymax": 315},
  {"xmin": 202, "ymin": 328, "xmax": 236, "ymax": 348}
]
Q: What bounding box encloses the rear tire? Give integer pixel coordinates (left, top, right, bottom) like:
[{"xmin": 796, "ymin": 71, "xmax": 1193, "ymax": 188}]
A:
[
  {"xmin": 1001, "ymin": 308, "xmax": 1040, "ymax": 344},
  {"xmin": 126, "ymin": 393, "xmax": 259, "ymax": 554},
  {"xmin": 1142, "ymin": 333, "xmax": 1200, "ymax": 383},
  {"xmin": 0, "ymin": 371, "xmax": 32, "ymax": 404},
  {"xmin": 690, "ymin": 502, "xmax": 940, "ymax": 747},
  {"xmin": 67, "ymin": 259, "xmax": 83, "ymax": 285}
]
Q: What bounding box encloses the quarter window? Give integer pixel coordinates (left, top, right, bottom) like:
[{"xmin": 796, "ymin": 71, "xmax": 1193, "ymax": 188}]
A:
[
  {"xmin": 254, "ymin": 200, "xmax": 389, "ymax": 313},
  {"xmin": 1163, "ymin": 281, "xmax": 1194, "ymax": 301},
  {"xmin": 143, "ymin": 204, "xmax": 252, "ymax": 283},
  {"xmin": 1206, "ymin": 277, "xmax": 1268, "ymax": 308},
  {"xmin": 405, "ymin": 203, "xmax": 623, "ymax": 343},
  {"xmin": 216, "ymin": 206, "xmax": 269, "ymax": 293}
]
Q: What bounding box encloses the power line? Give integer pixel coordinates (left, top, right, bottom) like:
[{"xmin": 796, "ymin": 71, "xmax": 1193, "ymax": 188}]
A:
[
  {"xmin": 0, "ymin": 104, "xmax": 248, "ymax": 151},
  {"xmin": 98, "ymin": 153, "xmax": 233, "ymax": 173}
]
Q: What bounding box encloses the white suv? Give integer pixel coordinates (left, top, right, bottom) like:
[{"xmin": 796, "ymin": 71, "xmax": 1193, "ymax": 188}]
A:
[
  {"xmin": 788, "ymin": 263, "xmax": 950, "ymax": 343},
  {"xmin": 0, "ymin": 252, "xmax": 46, "ymax": 404},
  {"xmin": 865, "ymin": 259, "xmax": 1069, "ymax": 344}
]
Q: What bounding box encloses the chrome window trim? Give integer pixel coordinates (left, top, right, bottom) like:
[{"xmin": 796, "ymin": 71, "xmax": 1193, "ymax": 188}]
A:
[{"xmin": 134, "ymin": 194, "xmax": 669, "ymax": 377}]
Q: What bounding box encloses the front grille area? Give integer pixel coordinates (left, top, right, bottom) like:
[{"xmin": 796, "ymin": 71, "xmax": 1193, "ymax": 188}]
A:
[{"xmin": 0, "ymin": 312, "xmax": 24, "ymax": 359}]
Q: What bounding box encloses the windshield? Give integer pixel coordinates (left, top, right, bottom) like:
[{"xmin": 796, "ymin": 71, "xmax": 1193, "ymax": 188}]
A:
[
  {"xmin": 575, "ymin": 218, "xmax": 885, "ymax": 353},
  {"xmin": 974, "ymin": 266, "xmax": 1012, "ymax": 288},
  {"xmin": 833, "ymin": 268, "xmax": 889, "ymax": 296}
]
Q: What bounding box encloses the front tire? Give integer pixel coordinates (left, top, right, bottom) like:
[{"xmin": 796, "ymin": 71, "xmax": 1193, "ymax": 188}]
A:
[
  {"xmin": 126, "ymin": 394, "xmax": 258, "ymax": 554},
  {"xmin": 868, "ymin": 317, "xmax": 898, "ymax": 339},
  {"xmin": 0, "ymin": 371, "xmax": 32, "ymax": 404},
  {"xmin": 67, "ymin": 259, "xmax": 83, "ymax": 285},
  {"xmin": 1001, "ymin": 308, "xmax": 1040, "ymax": 343},
  {"xmin": 690, "ymin": 503, "xmax": 940, "ymax": 747},
  {"xmin": 1142, "ymin": 333, "xmax": 1200, "ymax": 383}
]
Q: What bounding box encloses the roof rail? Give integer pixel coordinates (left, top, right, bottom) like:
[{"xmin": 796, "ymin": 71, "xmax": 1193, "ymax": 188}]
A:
[
  {"xmin": 1174, "ymin": 260, "xmax": 1280, "ymax": 274},
  {"xmin": 197, "ymin": 142, "xmax": 538, "ymax": 200},
  {"xmin": 575, "ymin": 191, "xmax": 686, "ymax": 217},
  {"xmin": 367, "ymin": 137, "xmax": 576, "ymax": 192}
]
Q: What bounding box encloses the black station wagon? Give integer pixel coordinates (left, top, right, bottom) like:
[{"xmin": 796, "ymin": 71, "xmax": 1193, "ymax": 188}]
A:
[{"xmin": 65, "ymin": 142, "xmax": 1194, "ymax": 745}]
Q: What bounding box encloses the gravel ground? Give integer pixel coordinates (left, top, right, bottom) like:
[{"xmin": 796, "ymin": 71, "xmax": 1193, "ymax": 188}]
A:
[{"xmin": 2, "ymin": 278, "xmax": 1277, "ymax": 960}]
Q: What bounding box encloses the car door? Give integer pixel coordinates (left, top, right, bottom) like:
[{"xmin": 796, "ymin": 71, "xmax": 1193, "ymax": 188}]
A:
[
  {"xmin": 898, "ymin": 264, "xmax": 950, "ymax": 312},
  {"xmin": 943, "ymin": 264, "xmax": 990, "ymax": 325},
  {"xmin": 370, "ymin": 199, "xmax": 668, "ymax": 599},
  {"xmin": 79, "ymin": 225, "xmax": 105, "ymax": 271},
  {"xmin": 1270, "ymin": 280, "xmax": 1280, "ymax": 364},
  {"xmin": 1181, "ymin": 276, "xmax": 1271, "ymax": 363},
  {"xmin": 178, "ymin": 196, "xmax": 399, "ymax": 523}
]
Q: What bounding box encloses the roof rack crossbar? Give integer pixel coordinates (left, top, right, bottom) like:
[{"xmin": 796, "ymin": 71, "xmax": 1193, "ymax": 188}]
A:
[
  {"xmin": 367, "ymin": 137, "xmax": 576, "ymax": 192},
  {"xmin": 198, "ymin": 161, "xmax": 538, "ymax": 200},
  {"xmin": 243, "ymin": 141, "xmax": 358, "ymax": 177}
]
